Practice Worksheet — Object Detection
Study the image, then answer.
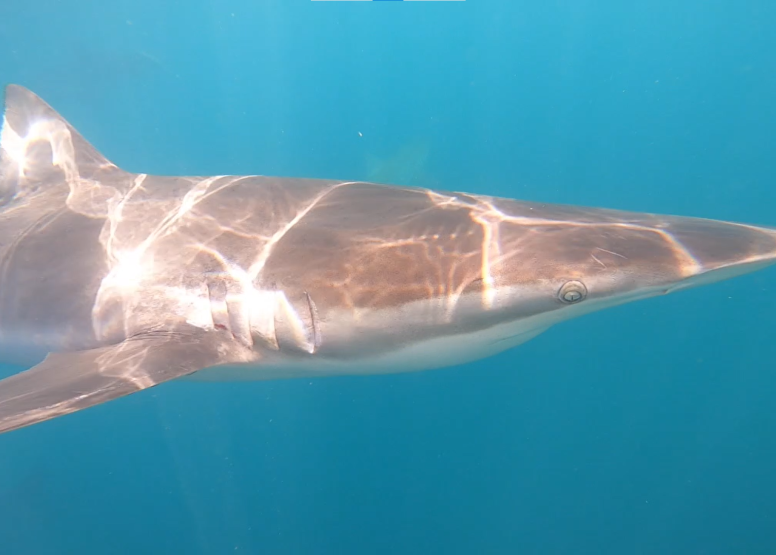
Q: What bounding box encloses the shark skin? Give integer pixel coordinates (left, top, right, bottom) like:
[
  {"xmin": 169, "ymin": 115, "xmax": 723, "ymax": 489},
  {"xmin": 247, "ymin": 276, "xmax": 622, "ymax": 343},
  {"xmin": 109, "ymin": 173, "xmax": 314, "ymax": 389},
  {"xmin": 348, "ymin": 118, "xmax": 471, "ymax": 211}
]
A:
[{"xmin": 0, "ymin": 84, "xmax": 774, "ymax": 435}]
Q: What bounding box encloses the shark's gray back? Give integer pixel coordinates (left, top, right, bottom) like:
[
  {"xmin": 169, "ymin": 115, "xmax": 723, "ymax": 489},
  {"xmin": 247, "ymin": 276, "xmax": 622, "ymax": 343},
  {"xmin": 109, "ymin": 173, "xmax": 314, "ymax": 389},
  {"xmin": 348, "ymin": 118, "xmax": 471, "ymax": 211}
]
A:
[{"xmin": 0, "ymin": 85, "xmax": 496, "ymax": 366}]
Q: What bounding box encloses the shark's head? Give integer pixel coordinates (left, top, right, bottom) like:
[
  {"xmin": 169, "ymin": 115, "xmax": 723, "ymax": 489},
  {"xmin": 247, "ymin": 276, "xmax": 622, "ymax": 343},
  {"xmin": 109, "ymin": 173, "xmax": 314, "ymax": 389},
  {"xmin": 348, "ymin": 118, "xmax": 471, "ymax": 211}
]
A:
[
  {"xmin": 246, "ymin": 186, "xmax": 776, "ymax": 375},
  {"xmin": 474, "ymin": 197, "xmax": 776, "ymax": 325}
]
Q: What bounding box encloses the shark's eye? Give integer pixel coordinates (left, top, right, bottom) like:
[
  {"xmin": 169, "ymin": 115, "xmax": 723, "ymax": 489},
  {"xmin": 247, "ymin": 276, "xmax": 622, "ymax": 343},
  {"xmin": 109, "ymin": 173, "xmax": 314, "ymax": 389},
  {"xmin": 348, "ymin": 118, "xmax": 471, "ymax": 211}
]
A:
[{"xmin": 558, "ymin": 280, "xmax": 587, "ymax": 304}]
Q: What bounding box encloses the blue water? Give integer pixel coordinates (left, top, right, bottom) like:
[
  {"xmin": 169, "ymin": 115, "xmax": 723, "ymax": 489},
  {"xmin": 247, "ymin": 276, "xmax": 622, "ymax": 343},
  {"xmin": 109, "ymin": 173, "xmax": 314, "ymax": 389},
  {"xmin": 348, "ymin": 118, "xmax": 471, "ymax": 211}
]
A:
[{"xmin": 2, "ymin": 1, "xmax": 776, "ymax": 553}]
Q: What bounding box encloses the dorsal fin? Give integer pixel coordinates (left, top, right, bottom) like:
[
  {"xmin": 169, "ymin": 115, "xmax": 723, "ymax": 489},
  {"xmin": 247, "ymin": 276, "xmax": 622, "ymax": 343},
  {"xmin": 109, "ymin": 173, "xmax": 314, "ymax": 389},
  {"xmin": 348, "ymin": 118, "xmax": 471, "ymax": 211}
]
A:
[{"xmin": 0, "ymin": 85, "xmax": 130, "ymax": 214}]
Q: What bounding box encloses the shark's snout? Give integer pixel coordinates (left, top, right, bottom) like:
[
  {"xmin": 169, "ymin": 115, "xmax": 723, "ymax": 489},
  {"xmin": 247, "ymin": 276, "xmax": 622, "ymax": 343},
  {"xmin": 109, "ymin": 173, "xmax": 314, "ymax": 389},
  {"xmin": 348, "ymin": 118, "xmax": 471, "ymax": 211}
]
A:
[
  {"xmin": 663, "ymin": 218, "xmax": 776, "ymax": 287},
  {"xmin": 483, "ymin": 206, "xmax": 776, "ymax": 324}
]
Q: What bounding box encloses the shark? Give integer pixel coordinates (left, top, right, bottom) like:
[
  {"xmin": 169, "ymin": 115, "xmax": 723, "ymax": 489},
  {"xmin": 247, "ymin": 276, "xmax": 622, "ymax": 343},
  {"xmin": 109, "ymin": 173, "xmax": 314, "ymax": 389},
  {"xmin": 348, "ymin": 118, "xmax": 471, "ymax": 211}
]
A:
[{"xmin": 0, "ymin": 84, "xmax": 774, "ymax": 436}]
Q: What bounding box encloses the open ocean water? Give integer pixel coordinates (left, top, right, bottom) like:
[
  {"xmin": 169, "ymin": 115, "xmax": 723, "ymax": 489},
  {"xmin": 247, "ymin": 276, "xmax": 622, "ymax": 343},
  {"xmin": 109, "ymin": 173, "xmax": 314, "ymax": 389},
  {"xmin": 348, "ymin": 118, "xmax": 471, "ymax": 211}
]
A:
[{"xmin": 1, "ymin": 1, "xmax": 776, "ymax": 553}]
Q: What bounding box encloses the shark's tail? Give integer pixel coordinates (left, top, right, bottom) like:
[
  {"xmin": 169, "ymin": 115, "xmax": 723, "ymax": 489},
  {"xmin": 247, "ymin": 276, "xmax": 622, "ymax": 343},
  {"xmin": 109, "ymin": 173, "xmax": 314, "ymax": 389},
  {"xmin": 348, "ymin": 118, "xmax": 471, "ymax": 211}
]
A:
[{"xmin": 0, "ymin": 85, "xmax": 131, "ymax": 213}]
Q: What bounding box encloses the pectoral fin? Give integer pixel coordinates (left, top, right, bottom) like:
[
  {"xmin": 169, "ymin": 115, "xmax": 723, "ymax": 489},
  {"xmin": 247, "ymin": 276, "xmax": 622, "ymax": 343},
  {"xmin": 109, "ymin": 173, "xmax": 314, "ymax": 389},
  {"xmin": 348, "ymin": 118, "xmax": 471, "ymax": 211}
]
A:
[{"xmin": 0, "ymin": 328, "xmax": 232, "ymax": 435}]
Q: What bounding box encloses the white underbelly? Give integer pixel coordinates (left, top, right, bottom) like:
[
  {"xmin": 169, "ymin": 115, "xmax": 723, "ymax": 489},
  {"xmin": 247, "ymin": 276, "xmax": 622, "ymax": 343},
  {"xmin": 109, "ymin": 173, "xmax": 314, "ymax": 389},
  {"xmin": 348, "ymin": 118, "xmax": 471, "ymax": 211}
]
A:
[{"xmin": 186, "ymin": 319, "xmax": 551, "ymax": 382}]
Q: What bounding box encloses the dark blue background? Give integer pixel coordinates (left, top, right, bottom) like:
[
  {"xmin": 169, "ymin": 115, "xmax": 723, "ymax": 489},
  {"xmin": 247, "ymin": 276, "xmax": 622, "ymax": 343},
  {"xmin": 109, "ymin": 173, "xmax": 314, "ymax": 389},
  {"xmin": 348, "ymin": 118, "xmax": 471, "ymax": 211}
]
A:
[{"xmin": 1, "ymin": 0, "xmax": 775, "ymax": 553}]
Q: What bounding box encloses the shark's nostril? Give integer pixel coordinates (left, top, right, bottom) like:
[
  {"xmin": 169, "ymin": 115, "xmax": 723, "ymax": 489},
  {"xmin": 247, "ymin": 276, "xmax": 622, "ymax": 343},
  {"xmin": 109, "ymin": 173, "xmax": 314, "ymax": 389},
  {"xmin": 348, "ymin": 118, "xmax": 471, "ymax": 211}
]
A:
[{"xmin": 558, "ymin": 280, "xmax": 588, "ymax": 304}]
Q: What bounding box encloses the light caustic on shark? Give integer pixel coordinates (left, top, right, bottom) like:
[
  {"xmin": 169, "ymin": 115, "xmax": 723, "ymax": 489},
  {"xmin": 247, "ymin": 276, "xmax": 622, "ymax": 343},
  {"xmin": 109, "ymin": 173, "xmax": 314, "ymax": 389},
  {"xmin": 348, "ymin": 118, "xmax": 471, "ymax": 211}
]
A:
[{"xmin": 0, "ymin": 84, "xmax": 775, "ymax": 436}]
